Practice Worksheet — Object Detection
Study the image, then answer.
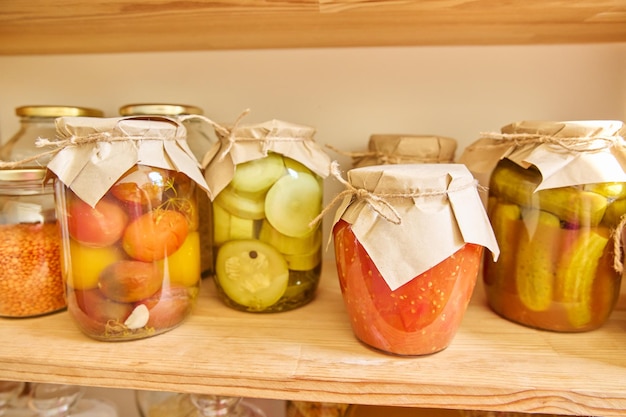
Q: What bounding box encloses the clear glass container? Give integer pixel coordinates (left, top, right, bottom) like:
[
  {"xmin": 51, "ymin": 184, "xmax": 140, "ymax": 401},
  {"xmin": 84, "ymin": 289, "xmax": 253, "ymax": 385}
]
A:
[
  {"xmin": 135, "ymin": 390, "xmax": 266, "ymax": 417},
  {"xmin": 27, "ymin": 383, "xmax": 118, "ymax": 417},
  {"xmin": 0, "ymin": 168, "xmax": 64, "ymax": 318},
  {"xmin": 0, "ymin": 105, "xmax": 103, "ymax": 167},
  {"xmin": 331, "ymin": 164, "xmax": 498, "ymax": 355},
  {"xmin": 119, "ymin": 103, "xmax": 214, "ymax": 278},
  {"xmin": 204, "ymin": 119, "xmax": 330, "ymax": 313},
  {"xmin": 484, "ymin": 158, "xmax": 623, "ymax": 332},
  {"xmin": 55, "ymin": 165, "xmax": 201, "ymax": 340},
  {"xmin": 50, "ymin": 116, "xmax": 206, "ymax": 341}
]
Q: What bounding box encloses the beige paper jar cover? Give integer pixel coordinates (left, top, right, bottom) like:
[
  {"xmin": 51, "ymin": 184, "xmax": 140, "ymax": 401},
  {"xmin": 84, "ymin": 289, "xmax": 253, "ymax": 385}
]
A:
[
  {"xmin": 201, "ymin": 118, "xmax": 331, "ymax": 199},
  {"xmin": 353, "ymin": 134, "xmax": 457, "ymax": 168},
  {"xmin": 331, "ymin": 163, "xmax": 500, "ymax": 291},
  {"xmin": 45, "ymin": 116, "xmax": 209, "ymax": 207},
  {"xmin": 459, "ymin": 120, "xmax": 626, "ymax": 195}
]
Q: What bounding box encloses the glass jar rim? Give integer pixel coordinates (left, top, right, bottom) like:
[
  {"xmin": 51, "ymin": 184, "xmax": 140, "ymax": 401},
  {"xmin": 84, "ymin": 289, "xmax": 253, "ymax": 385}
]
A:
[{"xmin": 119, "ymin": 103, "xmax": 204, "ymax": 117}]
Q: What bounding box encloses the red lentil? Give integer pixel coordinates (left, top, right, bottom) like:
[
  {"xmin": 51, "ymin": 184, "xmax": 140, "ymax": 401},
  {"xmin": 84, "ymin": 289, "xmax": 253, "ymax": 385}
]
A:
[{"xmin": 0, "ymin": 223, "xmax": 65, "ymax": 317}]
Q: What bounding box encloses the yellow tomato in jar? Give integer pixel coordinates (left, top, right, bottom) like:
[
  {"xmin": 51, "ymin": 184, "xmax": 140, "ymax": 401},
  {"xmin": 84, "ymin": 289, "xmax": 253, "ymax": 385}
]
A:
[
  {"xmin": 63, "ymin": 239, "xmax": 124, "ymax": 290},
  {"xmin": 158, "ymin": 231, "xmax": 201, "ymax": 287}
]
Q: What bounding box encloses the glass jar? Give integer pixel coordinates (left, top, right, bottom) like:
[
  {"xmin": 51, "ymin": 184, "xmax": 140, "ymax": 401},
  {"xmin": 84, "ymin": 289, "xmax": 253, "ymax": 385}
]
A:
[
  {"xmin": 331, "ymin": 163, "xmax": 499, "ymax": 355},
  {"xmin": 27, "ymin": 383, "xmax": 118, "ymax": 417},
  {"xmin": 0, "ymin": 168, "xmax": 64, "ymax": 317},
  {"xmin": 286, "ymin": 401, "xmax": 349, "ymax": 417},
  {"xmin": 119, "ymin": 103, "xmax": 215, "ymax": 278},
  {"xmin": 0, "ymin": 105, "xmax": 104, "ymax": 167},
  {"xmin": 352, "ymin": 134, "xmax": 457, "ymax": 168},
  {"xmin": 135, "ymin": 390, "xmax": 266, "ymax": 417},
  {"xmin": 50, "ymin": 116, "xmax": 208, "ymax": 341},
  {"xmin": 479, "ymin": 120, "xmax": 626, "ymax": 332},
  {"xmin": 204, "ymin": 118, "xmax": 331, "ymax": 313}
]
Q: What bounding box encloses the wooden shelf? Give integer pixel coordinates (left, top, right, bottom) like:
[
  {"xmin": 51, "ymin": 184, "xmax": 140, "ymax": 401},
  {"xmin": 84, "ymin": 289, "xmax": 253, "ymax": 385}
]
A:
[
  {"xmin": 1, "ymin": 262, "xmax": 625, "ymax": 416},
  {"xmin": 1, "ymin": 0, "xmax": 626, "ymax": 55}
]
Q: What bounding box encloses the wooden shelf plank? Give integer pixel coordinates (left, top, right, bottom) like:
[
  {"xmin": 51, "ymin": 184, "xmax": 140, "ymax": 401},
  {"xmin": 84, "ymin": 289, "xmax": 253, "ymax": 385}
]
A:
[
  {"xmin": 1, "ymin": 262, "xmax": 625, "ymax": 416},
  {"xmin": 1, "ymin": 0, "xmax": 625, "ymax": 55}
]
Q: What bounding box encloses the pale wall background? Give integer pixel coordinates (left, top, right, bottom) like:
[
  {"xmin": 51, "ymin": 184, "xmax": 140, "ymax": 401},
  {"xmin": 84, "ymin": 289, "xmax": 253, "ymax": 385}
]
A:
[{"xmin": 2, "ymin": 43, "xmax": 625, "ymax": 417}]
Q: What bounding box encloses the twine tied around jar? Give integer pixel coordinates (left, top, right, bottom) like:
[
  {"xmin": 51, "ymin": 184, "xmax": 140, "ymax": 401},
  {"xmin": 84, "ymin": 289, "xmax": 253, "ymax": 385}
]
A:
[
  {"xmin": 470, "ymin": 132, "xmax": 625, "ymax": 153},
  {"xmin": 310, "ymin": 161, "xmax": 482, "ymax": 230},
  {"xmin": 325, "ymin": 144, "xmax": 449, "ymax": 166}
]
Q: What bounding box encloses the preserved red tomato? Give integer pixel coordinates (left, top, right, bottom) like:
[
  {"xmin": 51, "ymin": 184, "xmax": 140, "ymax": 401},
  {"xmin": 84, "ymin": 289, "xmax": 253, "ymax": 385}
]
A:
[{"xmin": 333, "ymin": 219, "xmax": 483, "ymax": 356}]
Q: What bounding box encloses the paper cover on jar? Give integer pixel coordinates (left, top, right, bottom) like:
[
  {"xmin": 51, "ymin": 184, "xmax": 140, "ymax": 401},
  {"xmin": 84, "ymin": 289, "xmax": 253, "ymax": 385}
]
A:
[
  {"xmin": 201, "ymin": 118, "xmax": 331, "ymax": 200},
  {"xmin": 459, "ymin": 120, "xmax": 626, "ymax": 193},
  {"xmin": 331, "ymin": 164, "xmax": 499, "ymax": 291},
  {"xmin": 46, "ymin": 116, "xmax": 209, "ymax": 207}
]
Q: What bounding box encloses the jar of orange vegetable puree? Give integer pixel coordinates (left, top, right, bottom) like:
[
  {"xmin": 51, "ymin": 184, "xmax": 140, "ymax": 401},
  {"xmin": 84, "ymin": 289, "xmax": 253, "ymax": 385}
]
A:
[
  {"xmin": 201, "ymin": 115, "xmax": 331, "ymax": 313},
  {"xmin": 331, "ymin": 163, "xmax": 499, "ymax": 356},
  {"xmin": 460, "ymin": 120, "xmax": 626, "ymax": 332},
  {"xmin": 47, "ymin": 116, "xmax": 210, "ymax": 341}
]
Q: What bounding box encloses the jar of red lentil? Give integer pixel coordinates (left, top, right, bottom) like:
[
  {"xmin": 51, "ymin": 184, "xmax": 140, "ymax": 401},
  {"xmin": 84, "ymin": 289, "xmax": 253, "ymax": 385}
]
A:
[
  {"xmin": 119, "ymin": 103, "xmax": 215, "ymax": 278},
  {"xmin": 461, "ymin": 120, "xmax": 626, "ymax": 332},
  {"xmin": 48, "ymin": 116, "xmax": 209, "ymax": 341},
  {"xmin": 352, "ymin": 134, "xmax": 457, "ymax": 168},
  {"xmin": 0, "ymin": 168, "xmax": 65, "ymax": 318},
  {"xmin": 0, "ymin": 105, "xmax": 103, "ymax": 167},
  {"xmin": 202, "ymin": 117, "xmax": 331, "ymax": 313},
  {"xmin": 331, "ymin": 163, "xmax": 499, "ymax": 355}
]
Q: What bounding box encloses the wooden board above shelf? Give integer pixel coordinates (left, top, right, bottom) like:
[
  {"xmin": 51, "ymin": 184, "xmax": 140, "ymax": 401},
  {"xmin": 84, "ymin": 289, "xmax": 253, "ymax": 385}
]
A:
[{"xmin": 1, "ymin": 0, "xmax": 626, "ymax": 55}]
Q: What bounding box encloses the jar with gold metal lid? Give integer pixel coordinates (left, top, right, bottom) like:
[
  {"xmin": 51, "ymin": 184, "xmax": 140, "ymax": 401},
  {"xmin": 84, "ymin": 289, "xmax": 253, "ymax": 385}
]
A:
[
  {"xmin": 0, "ymin": 168, "xmax": 64, "ymax": 318},
  {"xmin": 0, "ymin": 105, "xmax": 104, "ymax": 167},
  {"xmin": 119, "ymin": 103, "xmax": 215, "ymax": 277}
]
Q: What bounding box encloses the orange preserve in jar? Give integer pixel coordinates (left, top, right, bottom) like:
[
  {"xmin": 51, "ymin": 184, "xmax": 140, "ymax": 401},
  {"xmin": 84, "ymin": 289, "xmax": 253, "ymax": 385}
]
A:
[
  {"xmin": 47, "ymin": 116, "xmax": 209, "ymax": 341},
  {"xmin": 331, "ymin": 163, "xmax": 499, "ymax": 355},
  {"xmin": 461, "ymin": 120, "xmax": 626, "ymax": 332}
]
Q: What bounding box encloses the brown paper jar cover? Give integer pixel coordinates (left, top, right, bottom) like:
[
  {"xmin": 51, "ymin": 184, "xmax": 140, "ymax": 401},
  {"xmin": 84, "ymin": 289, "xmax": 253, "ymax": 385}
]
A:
[{"xmin": 353, "ymin": 134, "xmax": 457, "ymax": 168}]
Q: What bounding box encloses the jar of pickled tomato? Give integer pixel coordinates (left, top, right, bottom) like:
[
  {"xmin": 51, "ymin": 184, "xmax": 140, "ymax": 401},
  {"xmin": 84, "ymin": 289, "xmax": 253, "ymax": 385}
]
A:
[
  {"xmin": 462, "ymin": 120, "xmax": 626, "ymax": 332},
  {"xmin": 119, "ymin": 103, "xmax": 215, "ymax": 278},
  {"xmin": 202, "ymin": 117, "xmax": 331, "ymax": 312},
  {"xmin": 47, "ymin": 116, "xmax": 209, "ymax": 341},
  {"xmin": 352, "ymin": 134, "xmax": 457, "ymax": 168},
  {"xmin": 332, "ymin": 163, "xmax": 499, "ymax": 355}
]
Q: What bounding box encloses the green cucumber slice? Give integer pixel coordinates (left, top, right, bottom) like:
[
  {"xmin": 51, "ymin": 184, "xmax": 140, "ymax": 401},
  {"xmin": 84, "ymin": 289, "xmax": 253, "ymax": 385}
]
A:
[
  {"xmin": 265, "ymin": 172, "xmax": 322, "ymax": 238},
  {"xmin": 215, "ymin": 239, "xmax": 289, "ymax": 310},
  {"xmin": 213, "ymin": 203, "xmax": 256, "ymax": 246},
  {"xmin": 259, "ymin": 220, "xmax": 321, "ymax": 255},
  {"xmin": 231, "ymin": 152, "xmax": 285, "ymax": 194},
  {"xmin": 215, "ymin": 184, "xmax": 265, "ymax": 220},
  {"xmin": 284, "ymin": 235, "xmax": 322, "ymax": 271}
]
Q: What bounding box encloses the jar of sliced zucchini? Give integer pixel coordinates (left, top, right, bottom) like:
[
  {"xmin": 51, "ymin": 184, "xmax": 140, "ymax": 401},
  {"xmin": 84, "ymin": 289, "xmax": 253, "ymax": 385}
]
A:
[
  {"xmin": 203, "ymin": 118, "xmax": 331, "ymax": 313},
  {"xmin": 461, "ymin": 120, "xmax": 626, "ymax": 332}
]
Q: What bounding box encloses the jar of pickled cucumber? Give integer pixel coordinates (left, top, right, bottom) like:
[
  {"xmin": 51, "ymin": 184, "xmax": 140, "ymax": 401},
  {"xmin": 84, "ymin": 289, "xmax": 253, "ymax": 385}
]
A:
[
  {"xmin": 47, "ymin": 116, "xmax": 209, "ymax": 341},
  {"xmin": 0, "ymin": 105, "xmax": 103, "ymax": 167},
  {"xmin": 119, "ymin": 103, "xmax": 215, "ymax": 278},
  {"xmin": 352, "ymin": 134, "xmax": 457, "ymax": 168},
  {"xmin": 462, "ymin": 120, "xmax": 626, "ymax": 332},
  {"xmin": 331, "ymin": 163, "xmax": 499, "ymax": 355},
  {"xmin": 202, "ymin": 117, "xmax": 331, "ymax": 313}
]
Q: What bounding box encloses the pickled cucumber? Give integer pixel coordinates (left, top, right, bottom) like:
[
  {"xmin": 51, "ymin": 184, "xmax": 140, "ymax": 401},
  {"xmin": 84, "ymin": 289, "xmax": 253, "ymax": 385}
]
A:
[
  {"xmin": 213, "ymin": 203, "xmax": 256, "ymax": 246},
  {"xmin": 215, "ymin": 184, "xmax": 266, "ymax": 220},
  {"xmin": 555, "ymin": 228, "xmax": 609, "ymax": 328},
  {"xmin": 485, "ymin": 201, "xmax": 520, "ymax": 289},
  {"xmin": 516, "ymin": 209, "xmax": 561, "ymax": 312},
  {"xmin": 265, "ymin": 171, "xmax": 322, "ymax": 238},
  {"xmin": 231, "ymin": 152, "xmax": 285, "ymax": 194},
  {"xmin": 215, "ymin": 239, "xmax": 289, "ymax": 310},
  {"xmin": 259, "ymin": 220, "xmax": 320, "ymax": 255},
  {"xmin": 490, "ymin": 158, "xmax": 608, "ymax": 226},
  {"xmin": 583, "ymin": 182, "xmax": 626, "ymax": 200}
]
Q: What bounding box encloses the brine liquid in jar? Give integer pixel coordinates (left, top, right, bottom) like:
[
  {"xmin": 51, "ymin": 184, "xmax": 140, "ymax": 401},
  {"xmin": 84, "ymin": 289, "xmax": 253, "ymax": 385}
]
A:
[
  {"xmin": 484, "ymin": 158, "xmax": 623, "ymax": 332},
  {"xmin": 212, "ymin": 152, "xmax": 324, "ymax": 312},
  {"xmin": 56, "ymin": 165, "xmax": 201, "ymax": 340}
]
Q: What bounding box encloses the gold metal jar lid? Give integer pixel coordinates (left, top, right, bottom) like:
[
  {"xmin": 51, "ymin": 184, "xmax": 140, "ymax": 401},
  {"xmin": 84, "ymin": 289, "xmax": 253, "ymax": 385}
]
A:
[
  {"xmin": 345, "ymin": 405, "xmax": 464, "ymax": 417},
  {"xmin": 119, "ymin": 103, "xmax": 204, "ymax": 116},
  {"xmin": 0, "ymin": 168, "xmax": 46, "ymax": 182},
  {"xmin": 16, "ymin": 105, "xmax": 104, "ymax": 118}
]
